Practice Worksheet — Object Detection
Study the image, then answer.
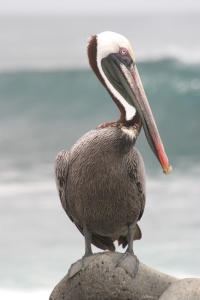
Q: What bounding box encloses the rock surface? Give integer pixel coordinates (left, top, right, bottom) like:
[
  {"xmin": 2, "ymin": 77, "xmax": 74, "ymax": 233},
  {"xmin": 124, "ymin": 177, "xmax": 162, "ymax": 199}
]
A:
[
  {"xmin": 49, "ymin": 252, "xmax": 178, "ymax": 300},
  {"xmin": 159, "ymin": 278, "xmax": 200, "ymax": 300}
]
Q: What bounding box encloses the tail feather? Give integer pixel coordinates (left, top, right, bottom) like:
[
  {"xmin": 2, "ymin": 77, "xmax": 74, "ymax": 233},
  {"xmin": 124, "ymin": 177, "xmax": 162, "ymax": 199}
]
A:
[
  {"xmin": 72, "ymin": 219, "xmax": 141, "ymax": 252},
  {"xmin": 118, "ymin": 223, "xmax": 142, "ymax": 248},
  {"xmin": 92, "ymin": 233, "xmax": 115, "ymax": 252},
  {"xmin": 74, "ymin": 222, "xmax": 115, "ymax": 252}
]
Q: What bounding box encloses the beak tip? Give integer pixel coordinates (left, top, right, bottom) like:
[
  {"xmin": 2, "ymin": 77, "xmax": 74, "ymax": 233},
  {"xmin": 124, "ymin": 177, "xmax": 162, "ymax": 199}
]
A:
[{"xmin": 163, "ymin": 165, "xmax": 172, "ymax": 175}]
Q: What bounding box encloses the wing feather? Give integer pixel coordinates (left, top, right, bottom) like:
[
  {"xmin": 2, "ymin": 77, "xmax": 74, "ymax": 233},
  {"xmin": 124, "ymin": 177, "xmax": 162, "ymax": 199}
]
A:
[
  {"xmin": 54, "ymin": 150, "xmax": 70, "ymax": 212},
  {"xmin": 54, "ymin": 149, "xmax": 115, "ymax": 251},
  {"xmin": 126, "ymin": 147, "xmax": 146, "ymax": 221}
]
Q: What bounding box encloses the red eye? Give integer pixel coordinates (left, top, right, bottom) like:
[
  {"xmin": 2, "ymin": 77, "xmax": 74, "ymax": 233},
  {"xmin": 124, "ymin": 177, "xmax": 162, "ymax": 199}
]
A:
[{"xmin": 119, "ymin": 48, "xmax": 128, "ymax": 55}]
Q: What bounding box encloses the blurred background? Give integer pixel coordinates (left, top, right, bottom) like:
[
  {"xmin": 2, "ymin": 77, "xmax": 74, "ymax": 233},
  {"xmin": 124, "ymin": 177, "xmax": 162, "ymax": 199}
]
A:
[{"xmin": 0, "ymin": 0, "xmax": 200, "ymax": 299}]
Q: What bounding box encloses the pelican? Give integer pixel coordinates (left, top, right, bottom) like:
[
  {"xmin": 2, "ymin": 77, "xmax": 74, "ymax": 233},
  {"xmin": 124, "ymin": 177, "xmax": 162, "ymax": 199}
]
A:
[{"xmin": 55, "ymin": 31, "xmax": 172, "ymax": 277}]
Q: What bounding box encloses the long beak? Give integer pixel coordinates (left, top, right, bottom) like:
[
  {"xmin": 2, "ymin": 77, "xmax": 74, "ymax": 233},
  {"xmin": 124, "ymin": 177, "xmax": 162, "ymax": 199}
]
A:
[{"xmin": 101, "ymin": 55, "xmax": 172, "ymax": 175}]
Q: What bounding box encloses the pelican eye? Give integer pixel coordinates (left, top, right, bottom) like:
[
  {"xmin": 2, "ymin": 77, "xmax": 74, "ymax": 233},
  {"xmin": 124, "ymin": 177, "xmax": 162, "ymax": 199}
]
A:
[
  {"xmin": 119, "ymin": 48, "xmax": 128, "ymax": 55},
  {"xmin": 116, "ymin": 47, "xmax": 132, "ymax": 67}
]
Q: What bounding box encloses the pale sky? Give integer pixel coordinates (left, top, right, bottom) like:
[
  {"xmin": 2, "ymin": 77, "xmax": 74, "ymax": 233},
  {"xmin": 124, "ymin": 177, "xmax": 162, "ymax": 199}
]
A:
[{"xmin": 0, "ymin": 0, "xmax": 200, "ymax": 15}]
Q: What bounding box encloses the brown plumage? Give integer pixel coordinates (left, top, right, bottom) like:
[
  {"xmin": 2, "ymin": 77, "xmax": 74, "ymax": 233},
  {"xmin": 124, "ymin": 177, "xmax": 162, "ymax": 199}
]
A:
[{"xmin": 55, "ymin": 126, "xmax": 145, "ymax": 252}]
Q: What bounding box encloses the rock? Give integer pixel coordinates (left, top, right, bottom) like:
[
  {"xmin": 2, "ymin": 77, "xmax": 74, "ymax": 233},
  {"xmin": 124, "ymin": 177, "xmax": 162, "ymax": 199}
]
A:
[
  {"xmin": 159, "ymin": 278, "xmax": 200, "ymax": 300},
  {"xmin": 49, "ymin": 252, "xmax": 177, "ymax": 300}
]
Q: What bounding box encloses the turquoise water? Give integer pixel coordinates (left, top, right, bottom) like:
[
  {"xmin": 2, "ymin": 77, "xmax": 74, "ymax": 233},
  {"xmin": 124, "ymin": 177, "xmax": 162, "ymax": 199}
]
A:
[
  {"xmin": 0, "ymin": 14, "xmax": 200, "ymax": 299},
  {"xmin": 1, "ymin": 60, "xmax": 200, "ymax": 167}
]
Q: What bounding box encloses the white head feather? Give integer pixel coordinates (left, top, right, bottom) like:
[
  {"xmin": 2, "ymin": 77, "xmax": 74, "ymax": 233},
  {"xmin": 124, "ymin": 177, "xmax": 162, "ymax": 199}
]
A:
[{"xmin": 96, "ymin": 31, "xmax": 136, "ymax": 121}]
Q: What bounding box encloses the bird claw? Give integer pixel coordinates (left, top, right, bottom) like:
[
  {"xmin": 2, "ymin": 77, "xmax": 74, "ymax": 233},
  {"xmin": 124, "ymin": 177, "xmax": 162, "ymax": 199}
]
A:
[
  {"xmin": 106, "ymin": 251, "xmax": 139, "ymax": 277},
  {"xmin": 117, "ymin": 252, "xmax": 139, "ymax": 277},
  {"xmin": 68, "ymin": 254, "xmax": 96, "ymax": 278}
]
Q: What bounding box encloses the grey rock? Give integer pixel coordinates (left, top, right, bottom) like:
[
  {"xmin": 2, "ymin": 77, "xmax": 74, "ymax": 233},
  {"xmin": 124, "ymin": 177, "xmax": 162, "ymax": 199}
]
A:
[
  {"xmin": 159, "ymin": 278, "xmax": 200, "ymax": 300},
  {"xmin": 49, "ymin": 252, "xmax": 177, "ymax": 300}
]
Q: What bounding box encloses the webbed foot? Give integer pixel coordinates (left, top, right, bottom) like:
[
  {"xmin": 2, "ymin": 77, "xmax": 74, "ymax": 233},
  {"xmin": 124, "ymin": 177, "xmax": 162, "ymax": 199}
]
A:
[
  {"xmin": 68, "ymin": 254, "xmax": 97, "ymax": 278},
  {"xmin": 117, "ymin": 252, "xmax": 139, "ymax": 277},
  {"xmin": 107, "ymin": 251, "xmax": 139, "ymax": 277}
]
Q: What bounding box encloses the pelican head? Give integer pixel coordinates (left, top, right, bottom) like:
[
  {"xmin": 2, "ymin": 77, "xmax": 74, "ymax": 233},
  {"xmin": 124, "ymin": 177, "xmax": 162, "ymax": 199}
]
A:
[{"xmin": 88, "ymin": 31, "xmax": 172, "ymax": 175}]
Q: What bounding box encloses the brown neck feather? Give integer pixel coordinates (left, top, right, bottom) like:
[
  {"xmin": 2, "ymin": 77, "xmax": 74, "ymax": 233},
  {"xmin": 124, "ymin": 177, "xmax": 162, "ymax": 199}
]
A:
[{"xmin": 99, "ymin": 112, "xmax": 142, "ymax": 136}]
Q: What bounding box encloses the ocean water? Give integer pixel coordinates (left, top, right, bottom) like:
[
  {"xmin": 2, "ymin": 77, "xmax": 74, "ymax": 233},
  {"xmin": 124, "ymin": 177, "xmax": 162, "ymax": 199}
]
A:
[{"xmin": 0, "ymin": 14, "xmax": 200, "ymax": 299}]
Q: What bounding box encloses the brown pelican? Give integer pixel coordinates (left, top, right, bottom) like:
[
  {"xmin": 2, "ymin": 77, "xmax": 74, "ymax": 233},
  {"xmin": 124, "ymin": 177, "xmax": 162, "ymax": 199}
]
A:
[{"xmin": 55, "ymin": 31, "xmax": 172, "ymax": 277}]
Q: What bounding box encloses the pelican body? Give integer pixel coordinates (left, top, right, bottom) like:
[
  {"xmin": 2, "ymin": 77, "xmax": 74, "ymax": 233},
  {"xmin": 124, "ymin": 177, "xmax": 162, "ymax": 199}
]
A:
[{"xmin": 55, "ymin": 32, "xmax": 172, "ymax": 276}]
